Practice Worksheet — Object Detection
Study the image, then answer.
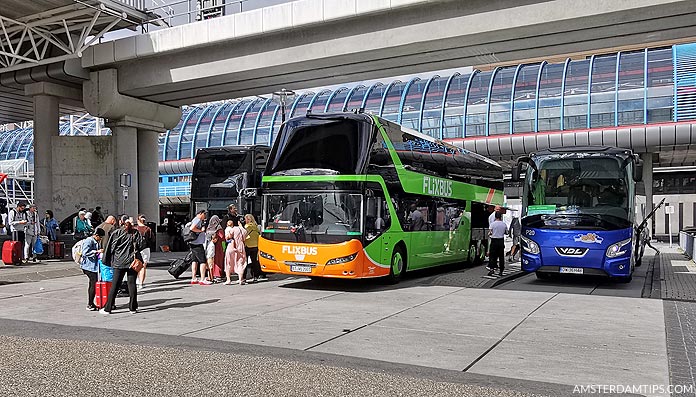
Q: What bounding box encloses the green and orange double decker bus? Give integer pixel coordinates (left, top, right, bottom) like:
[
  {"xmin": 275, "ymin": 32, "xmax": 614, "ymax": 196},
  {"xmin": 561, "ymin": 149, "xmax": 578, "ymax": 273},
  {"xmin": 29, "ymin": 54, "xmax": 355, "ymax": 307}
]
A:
[{"xmin": 258, "ymin": 112, "xmax": 503, "ymax": 281}]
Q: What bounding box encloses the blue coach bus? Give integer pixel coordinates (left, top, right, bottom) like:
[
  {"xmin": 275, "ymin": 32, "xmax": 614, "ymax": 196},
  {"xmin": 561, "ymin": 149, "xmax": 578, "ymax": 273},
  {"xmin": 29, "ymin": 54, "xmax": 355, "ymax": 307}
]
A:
[{"xmin": 513, "ymin": 147, "xmax": 643, "ymax": 282}]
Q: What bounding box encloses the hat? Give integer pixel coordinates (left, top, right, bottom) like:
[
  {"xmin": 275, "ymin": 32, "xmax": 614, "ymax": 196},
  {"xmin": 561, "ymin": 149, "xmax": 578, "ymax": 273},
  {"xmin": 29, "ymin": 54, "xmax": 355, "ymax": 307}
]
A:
[{"xmin": 79, "ymin": 210, "xmax": 86, "ymax": 216}]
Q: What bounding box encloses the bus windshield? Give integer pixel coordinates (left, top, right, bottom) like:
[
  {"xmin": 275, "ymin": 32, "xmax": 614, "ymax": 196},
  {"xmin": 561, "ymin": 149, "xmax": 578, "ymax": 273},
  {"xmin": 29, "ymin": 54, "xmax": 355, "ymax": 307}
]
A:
[
  {"xmin": 525, "ymin": 156, "xmax": 631, "ymax": 229},
  {"xmin": 266, "ymin": 117, "xmax": 372, "ymax": 176},
  {"xmin": 263, "ymin": 192, "xmax": 363, "ymax": 243}
]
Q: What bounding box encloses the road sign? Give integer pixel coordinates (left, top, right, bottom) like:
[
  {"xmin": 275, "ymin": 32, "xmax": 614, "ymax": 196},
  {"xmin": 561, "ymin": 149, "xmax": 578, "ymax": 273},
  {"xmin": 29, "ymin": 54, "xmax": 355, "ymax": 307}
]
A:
[{"xmin": 665, "ymin": 205, "xmax": 675, "ymax": 214}]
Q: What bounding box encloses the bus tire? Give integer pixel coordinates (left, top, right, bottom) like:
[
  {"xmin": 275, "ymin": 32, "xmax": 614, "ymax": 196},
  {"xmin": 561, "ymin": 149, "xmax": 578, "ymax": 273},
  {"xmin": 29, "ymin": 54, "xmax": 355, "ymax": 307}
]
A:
[{"xmin": 387, "ymin": 246, "xmax": 406, "ymax": 284}]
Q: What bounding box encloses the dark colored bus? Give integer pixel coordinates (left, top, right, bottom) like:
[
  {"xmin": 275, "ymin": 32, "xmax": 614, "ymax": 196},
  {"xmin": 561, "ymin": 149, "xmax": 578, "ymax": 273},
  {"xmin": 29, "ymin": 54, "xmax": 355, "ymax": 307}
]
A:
[{"xmin": 190, "ymin": 145, "xmax": 271, "ymax": 219}]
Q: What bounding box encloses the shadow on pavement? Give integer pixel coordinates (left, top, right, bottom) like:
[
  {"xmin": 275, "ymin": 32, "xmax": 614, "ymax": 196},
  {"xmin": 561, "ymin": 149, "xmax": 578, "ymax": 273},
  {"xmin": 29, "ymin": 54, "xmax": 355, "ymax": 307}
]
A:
[
  {"xmin": 138, "ymin": 298, "xmax": 220, "ymax": 312},
  {"xmin": 279, "ymin": 261, "xmax": 471, "ymax": 292}
]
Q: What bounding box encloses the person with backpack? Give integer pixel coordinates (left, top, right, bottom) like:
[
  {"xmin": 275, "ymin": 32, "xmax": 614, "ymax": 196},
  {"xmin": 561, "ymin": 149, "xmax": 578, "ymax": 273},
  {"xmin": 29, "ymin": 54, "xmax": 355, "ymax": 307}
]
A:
[
  {"xmin": 100, "ymin": 217, "xmax": 146, "ymax": 314},
  {"xmin": 80, "ymin": 228, "xmax": 105, "ymax": 311},
  {"xmin": 186, "ymin": 210, "xmax": 208, "ymax": 285}
]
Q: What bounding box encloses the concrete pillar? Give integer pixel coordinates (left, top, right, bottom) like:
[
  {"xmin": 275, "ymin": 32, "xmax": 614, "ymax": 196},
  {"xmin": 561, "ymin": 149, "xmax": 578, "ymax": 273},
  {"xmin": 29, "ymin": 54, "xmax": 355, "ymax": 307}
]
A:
[
  {"xmin": 111, "ymin": 124, "xmax": 139, "ymax": 217},
  {"xmin": 32, "ymin": 94, "xmax": 59, "ymax": 213},
  {"xmin": 137, "ymin": 130, "xmax": 160, "ymax": 222},
  {"xmin": 641, "ymin": 152, "xmax": 653, "ymax": 238}
]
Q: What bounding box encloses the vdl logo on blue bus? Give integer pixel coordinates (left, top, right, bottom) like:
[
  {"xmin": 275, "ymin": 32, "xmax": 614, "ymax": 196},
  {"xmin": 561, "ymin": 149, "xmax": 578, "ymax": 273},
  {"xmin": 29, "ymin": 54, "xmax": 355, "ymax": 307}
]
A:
[{"xmin": 423, "ymin": 176, "xmax": 453, "ymax": 197}]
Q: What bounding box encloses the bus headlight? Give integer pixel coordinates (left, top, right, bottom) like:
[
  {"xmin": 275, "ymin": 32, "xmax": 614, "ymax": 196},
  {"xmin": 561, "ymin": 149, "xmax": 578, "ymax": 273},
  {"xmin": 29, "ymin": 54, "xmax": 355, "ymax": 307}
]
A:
[
  {"xmin": 521, "ymin": 236, "xmax": 540, "ymax": 255},
  {"xmin": 606, "ymin": 238, "xmax": 631, "ymax": 258},
  {"xmin": 326, "ymin": 253, "xmax": 357, "ymax": 265},
  {"xmin": 259, "ymin": 251, "xmax": 276, "ymax": 261}
]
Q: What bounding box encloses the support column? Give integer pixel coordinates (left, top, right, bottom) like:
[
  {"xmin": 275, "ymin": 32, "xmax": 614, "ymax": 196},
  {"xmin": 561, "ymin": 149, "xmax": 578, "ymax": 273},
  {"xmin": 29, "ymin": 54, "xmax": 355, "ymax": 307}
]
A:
[
  {"xmin": 32, "ymin": 94, "xmax": 59, "ymax": 213},
  {"xmin": 641, "ymin": 152, "xmax": 654, "ymax": 238},
  {"xmin": 110, "ymin": 123, "xmax": 139, "ymax": 217},
  {"xmin": 137, "ymin": 130, "xmax": 160, "ymax": 222}
]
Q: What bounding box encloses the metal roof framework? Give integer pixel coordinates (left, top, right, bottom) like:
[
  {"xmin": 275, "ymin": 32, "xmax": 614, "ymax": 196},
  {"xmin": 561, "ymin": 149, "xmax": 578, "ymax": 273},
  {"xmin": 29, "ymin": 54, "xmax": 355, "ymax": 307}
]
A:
[{"xmin": 0, "ymin": 0, "xmax": 155, "ymax": 73}]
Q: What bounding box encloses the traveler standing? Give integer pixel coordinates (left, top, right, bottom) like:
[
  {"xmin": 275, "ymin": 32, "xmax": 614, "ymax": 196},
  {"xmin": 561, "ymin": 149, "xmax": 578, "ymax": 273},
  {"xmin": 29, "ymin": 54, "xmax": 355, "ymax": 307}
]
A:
[
  {"xmin": 224, "ymin": 218, "xmax": 247, "ymax": 285},
  {"xmin": 488, "ymin": 212, "xmax": 508, "ymax": 276},
  {"xmin": 80, "ymin": 228, "xmax": 105, "ymax": 311},
  {"xmin": 223, "ymin": 204, "xmax": 244, "ymax": 226},
  {"xmin": 8, "ymin": 201, "xmax": 28, "ymax": 260},
  {"xmin": 136, "ymin": 214, "xmax": 156, "ymax": 288},
  {"xmin": 41, "ymin": 210, "xmax": 60, "ymax": 241},
  {"xmin": 507, "ymin": 216, "xmax": 521, "ymax": 261},
  {"xmin": 188, "ymin": 210, "xmax": 208, "ymax": 285},
  {"xmin": 74, "ymin": 210, "xmax": 93, "ymax": 240},
  {"xmin": 244, "ymin": 214, "xmax": 265, "ymax": 282},
  {"xmin": 96, "ymin": 216, "xmax": 118, "ymax": 250},
  {"xmin": 91, "ymin": 206, "xmax": 104, "ymax": 229},
  {"xmin": 205, "ymin": 215, "xmax": 224, "ymax": 281},
  {"xmin": 24, "ymin": 204, "xmax": 40, "ymax": 263},
  {"xmin": 100, "ymin": 218, "xmax": 146, "ymax": 314}
]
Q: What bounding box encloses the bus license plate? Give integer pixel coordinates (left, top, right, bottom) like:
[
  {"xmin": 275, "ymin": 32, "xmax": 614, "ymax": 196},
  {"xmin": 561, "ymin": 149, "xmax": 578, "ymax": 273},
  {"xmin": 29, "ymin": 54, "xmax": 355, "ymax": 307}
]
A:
[
  {"xmin": 559, "ymin": 267, "xmax": 583, "ymax": 274},
  {"xmin": 290, "ymin": 265, "xmax": 312, "ymax": 273}
]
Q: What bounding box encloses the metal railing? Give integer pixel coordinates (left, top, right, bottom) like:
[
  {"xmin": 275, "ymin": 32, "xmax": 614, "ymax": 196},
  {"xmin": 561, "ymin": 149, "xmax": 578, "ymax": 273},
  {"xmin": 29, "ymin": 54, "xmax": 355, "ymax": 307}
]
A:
[
  {"xmin": 159, "ymin": 184, "xmax": 191, "ymax": 197},
  {"xmin": 142, "ymin": 0, "xmax": 286, "ymax": 29}
]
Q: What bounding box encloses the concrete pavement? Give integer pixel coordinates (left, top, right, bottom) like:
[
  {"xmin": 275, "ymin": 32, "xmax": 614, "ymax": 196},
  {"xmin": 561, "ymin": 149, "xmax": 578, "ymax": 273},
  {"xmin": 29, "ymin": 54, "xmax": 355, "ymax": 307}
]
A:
[{"xmin": 0, "ymin": 264, "xmax": 671, "ymax": 396}]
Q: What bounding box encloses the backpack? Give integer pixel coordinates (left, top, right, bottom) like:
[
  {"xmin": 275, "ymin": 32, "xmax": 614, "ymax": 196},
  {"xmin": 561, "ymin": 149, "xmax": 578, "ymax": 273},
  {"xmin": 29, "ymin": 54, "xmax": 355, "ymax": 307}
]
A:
[
  {"xmin": 182, "ymin": 221, "xmax": 198, "ymax": 243},
  {"xmin": 72, "ymin": 238, "xmax": 87, "ymax": 265}
]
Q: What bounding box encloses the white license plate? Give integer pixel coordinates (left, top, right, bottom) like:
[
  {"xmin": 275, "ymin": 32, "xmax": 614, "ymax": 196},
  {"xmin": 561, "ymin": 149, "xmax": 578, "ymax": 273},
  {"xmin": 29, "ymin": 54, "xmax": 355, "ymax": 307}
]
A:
[
  {"xmin": 290, "ymin": 265, "xmax": 312, "ymax": 273},
  {"xmin": 559, "ymin": 267, "xmax": 584, "ymax": 274}
]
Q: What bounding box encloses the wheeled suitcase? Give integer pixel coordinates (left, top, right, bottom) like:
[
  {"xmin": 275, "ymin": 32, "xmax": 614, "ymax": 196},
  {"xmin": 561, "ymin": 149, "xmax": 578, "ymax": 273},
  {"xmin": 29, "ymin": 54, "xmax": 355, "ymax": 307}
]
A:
[
  {"xmin": 95, "ymin": 280, "xmax": 112, "ymax": 309},
  {"xmin": 168, "ymin": 251, "xmax": 193, "ymax": 279},
  {"xmin": 52, "ymin": 241, "xmax": 64, "ymax": 259},
  {"xmin": 2, "ymin": 240, "xmax": 22, "ymax": 265}
]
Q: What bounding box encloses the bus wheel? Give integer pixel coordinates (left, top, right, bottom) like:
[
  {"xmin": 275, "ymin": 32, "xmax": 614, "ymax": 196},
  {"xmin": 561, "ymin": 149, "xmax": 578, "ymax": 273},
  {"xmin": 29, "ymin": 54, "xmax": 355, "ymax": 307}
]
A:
[{"xmin": 387, "ymin": 247, "xmax": 406, "ymax": 284}]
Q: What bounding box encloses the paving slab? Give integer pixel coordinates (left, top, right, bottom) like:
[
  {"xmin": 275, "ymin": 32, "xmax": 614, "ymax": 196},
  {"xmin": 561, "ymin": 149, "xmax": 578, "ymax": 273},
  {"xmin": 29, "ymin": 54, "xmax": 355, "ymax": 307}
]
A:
[{"xmin": 311, "ymin": 324, "xmax": 497, "ymax": 370}]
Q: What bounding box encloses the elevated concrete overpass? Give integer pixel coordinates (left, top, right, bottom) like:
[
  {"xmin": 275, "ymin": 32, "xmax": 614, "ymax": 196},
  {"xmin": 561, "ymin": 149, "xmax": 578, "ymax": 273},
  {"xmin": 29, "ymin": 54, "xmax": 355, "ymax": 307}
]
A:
[{"xmin": 81, "ymin": 0, "xmax": 696, "ymax": 105}]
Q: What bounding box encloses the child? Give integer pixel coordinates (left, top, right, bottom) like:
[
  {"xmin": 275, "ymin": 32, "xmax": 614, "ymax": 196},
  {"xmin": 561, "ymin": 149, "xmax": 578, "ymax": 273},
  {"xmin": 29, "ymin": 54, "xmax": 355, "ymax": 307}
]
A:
[{"xmin": 202, "ymin": 233, "xmax": 219, "ymax": 285}]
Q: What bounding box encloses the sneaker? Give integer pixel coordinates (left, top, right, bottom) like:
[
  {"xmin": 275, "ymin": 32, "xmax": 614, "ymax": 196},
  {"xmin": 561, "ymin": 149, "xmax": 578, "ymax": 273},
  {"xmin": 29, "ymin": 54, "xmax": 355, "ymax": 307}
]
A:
[
  {"xmin": 485, "ymin": 266, "xmax": 493, "ymax": 272},
  {"xmin": 487, "ymin": 270, "xmax": 495, "ymax": 276},
  {"xmin": 190, "ymin": 278, "xmax": 199, "ymax": 285},
  {"xmin": 86, "ymin": 305, "xmax": 97, "ymax": 311},
  {"xmin": 129, "ymin": 310, "xmax": 137, "ymax": 314},
  {"xmin": 199, "ymin": 279, "xmax": 212, "ymax": 285},
  {"xmin": 248, "ymin": 277, "xmax": 257, "ymax": 284},
  {"xmin": 99, "ymin": 308, "xmax": 110, "ymax": 315},
  {"xmin": 256, "ymin": 276, "xmax": 269, "ymax": 282}
]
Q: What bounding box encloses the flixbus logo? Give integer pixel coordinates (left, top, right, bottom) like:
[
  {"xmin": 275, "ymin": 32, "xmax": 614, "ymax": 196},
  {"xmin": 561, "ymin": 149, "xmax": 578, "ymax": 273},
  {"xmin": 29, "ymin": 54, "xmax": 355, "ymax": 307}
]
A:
[
  {"xmin": 422, "ymin": 176, "xmax": 453, "ymax": 197},
  {"xmin": 282, "ymin": 246, "xmax": 318, "ymax": 261}
]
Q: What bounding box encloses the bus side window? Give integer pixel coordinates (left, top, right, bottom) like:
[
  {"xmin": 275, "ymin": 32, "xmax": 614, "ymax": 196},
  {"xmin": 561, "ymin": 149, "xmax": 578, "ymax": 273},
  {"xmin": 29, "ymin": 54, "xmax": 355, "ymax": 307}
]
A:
[{"xmin": 365, "ymin": 183, "xmax": 390, "ymax": 240}]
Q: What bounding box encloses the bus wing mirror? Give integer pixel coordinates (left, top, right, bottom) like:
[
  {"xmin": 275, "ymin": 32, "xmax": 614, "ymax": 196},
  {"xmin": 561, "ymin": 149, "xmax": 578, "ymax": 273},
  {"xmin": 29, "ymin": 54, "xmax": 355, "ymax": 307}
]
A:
[{"xmin": 633, "ymin": 158, "xmax": 643, "ymax": 183}]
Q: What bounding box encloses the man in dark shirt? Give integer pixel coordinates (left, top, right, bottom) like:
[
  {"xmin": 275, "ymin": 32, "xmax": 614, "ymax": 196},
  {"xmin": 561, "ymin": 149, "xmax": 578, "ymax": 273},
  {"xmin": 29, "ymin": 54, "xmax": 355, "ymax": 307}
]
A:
[{"xmin": 223, "ymin": 204, "xmax": 244, "ymax": 226}]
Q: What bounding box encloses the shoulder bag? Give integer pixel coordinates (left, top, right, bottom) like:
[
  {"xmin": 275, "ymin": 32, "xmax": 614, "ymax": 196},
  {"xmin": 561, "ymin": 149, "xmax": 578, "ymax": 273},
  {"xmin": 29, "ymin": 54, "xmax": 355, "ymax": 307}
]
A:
[{"xmin": 130, "ymin": 236, "xmax": 144, "ymax": 272}]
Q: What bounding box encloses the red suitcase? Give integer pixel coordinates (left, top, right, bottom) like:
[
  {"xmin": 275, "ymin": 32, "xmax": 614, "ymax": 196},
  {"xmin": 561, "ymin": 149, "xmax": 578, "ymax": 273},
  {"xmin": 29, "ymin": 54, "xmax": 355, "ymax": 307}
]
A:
[
  {"xmin": 2, "ymin": 240, "xmax": 22, "ymax": 265},
  {"xmin": 52, "ymin": 241, "xmax": 64, "ymax": 259},
  {"xmin": 95, "ymin": 281, "xmax": 112, "ymax": 309}
]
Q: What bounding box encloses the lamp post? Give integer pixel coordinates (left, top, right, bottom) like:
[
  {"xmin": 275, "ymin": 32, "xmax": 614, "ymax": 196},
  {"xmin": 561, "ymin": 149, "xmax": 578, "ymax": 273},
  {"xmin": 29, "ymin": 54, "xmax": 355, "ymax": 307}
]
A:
[{"xmin": 272, "ymin": 88, "xmax": 297, "ymax": 124}]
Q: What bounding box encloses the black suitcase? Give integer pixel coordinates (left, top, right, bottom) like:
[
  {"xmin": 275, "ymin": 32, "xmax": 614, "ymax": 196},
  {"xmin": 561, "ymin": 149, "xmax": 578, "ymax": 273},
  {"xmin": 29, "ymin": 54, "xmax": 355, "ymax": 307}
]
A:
[{"xmin": 168, "ymin": 251, "xmax": 193, "ymax": 279}]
